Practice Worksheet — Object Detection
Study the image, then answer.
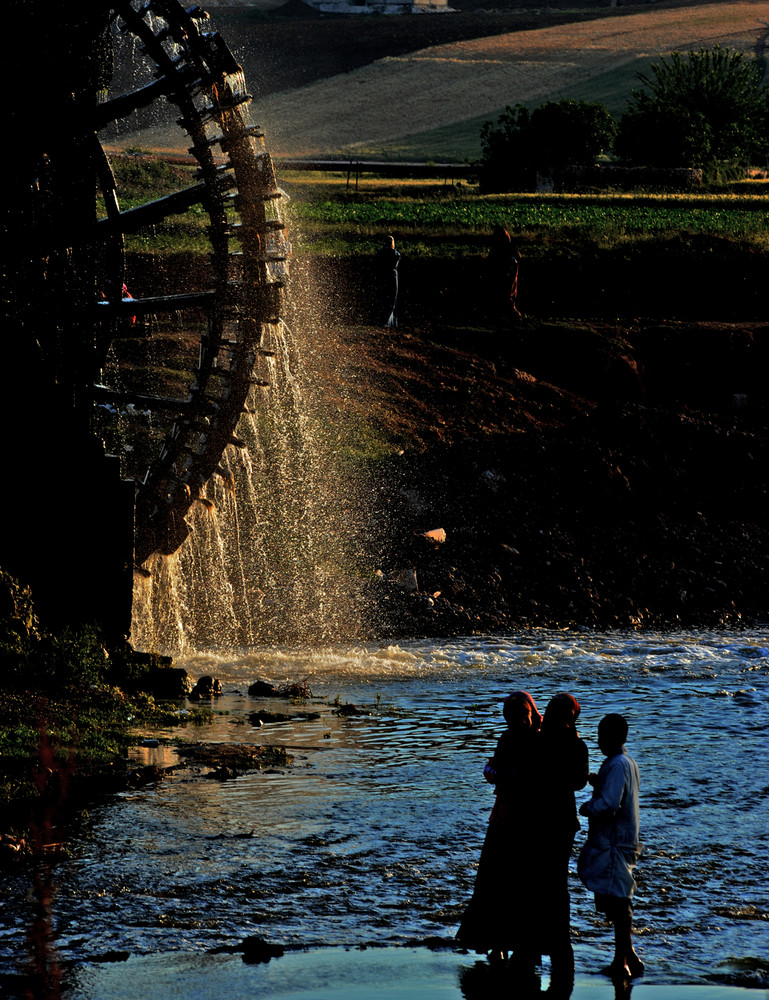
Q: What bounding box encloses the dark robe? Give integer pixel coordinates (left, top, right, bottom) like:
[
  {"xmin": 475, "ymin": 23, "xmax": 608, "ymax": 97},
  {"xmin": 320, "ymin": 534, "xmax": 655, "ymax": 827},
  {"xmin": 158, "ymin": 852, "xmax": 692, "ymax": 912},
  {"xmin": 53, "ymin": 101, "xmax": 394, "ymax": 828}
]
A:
[
  {"xmin": 456, "ymin": 727, "xmax": 540, "ymax": 955},
  {"xmin": 487, "ymin": 232, "xmax": 521, "ymax": 324},
  {"xmin": 375, "ymin": 246, "xmax": 400, "ymax": 327},
  {"xmin": 529, "ymin": 727, "xmax": 589, "ymax": 958}
]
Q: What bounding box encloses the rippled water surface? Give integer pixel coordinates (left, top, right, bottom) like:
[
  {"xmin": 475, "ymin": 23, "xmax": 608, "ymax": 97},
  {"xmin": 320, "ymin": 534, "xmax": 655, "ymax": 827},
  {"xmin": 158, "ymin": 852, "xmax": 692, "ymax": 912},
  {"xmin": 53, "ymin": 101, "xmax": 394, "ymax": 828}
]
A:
[{"xmin": 3, "ymin": 630, "xmax": 768, "ymax": 990}]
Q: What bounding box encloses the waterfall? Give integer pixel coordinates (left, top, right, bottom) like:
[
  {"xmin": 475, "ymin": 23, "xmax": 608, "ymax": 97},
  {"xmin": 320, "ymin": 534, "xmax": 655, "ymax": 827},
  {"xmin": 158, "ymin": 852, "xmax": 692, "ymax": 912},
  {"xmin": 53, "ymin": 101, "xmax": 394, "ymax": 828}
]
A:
[{"xmin": 130, "ymin": 312, "xmax": 369, "ymax": 656}]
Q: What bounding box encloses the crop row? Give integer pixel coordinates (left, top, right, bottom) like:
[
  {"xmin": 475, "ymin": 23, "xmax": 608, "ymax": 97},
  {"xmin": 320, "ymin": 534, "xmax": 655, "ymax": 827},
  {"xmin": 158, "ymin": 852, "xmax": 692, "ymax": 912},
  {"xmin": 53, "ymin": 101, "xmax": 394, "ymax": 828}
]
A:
[{"xmin": 292, "ymin": 197, "xmax": 769, "ymax": 240}]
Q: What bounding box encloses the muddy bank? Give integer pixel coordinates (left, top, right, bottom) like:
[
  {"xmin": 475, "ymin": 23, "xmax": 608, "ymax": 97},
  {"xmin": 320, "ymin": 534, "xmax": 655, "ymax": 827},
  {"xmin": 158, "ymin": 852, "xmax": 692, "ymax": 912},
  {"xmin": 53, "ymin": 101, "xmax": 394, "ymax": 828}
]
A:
[
  {"xmin": 366, "ymin": 396, "xmax": 769, "ymax": 635},
  {"xmin": 351, "ymin": 320, "xmax": 769, "ymax": 633},
  {"xmin": 299, "ymin": 243, "xmax": 769, "ymax": 328}
]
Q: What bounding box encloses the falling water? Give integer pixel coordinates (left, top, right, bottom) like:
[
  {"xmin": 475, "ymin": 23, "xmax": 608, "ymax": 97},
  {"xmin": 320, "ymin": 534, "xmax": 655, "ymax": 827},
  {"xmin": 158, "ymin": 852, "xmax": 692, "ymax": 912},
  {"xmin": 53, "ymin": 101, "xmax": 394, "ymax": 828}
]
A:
[{"xmin": 131, "ymin": 309, "xmax": 370, "ymax": 655}]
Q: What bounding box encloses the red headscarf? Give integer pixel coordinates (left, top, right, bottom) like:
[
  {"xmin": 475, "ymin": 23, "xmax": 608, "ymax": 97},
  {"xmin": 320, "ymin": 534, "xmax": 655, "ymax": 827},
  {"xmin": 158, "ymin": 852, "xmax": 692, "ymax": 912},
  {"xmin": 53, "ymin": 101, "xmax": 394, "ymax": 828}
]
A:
[
  {"xmin": 502, "ymin": 690, "xmax": 543, "ymax": 730},
  {"xmin": 544, "ymin": 692, "xmax": 580, "ymax": 726}
]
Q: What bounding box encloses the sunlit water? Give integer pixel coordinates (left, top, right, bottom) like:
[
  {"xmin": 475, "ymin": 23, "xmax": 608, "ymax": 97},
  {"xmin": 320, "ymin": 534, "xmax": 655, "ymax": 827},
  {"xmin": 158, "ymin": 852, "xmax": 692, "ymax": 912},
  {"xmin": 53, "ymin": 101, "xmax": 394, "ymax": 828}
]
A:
[{"xmin": 3, "ymin": 631, "xmax": 768, "ymax": 990}]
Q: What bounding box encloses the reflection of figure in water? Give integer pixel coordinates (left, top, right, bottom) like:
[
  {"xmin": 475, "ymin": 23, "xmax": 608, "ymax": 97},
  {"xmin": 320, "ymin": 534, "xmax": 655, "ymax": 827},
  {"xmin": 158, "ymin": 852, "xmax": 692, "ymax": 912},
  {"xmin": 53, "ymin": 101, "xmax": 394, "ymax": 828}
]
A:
[
  {"xmin": 375, "ymin": 235, "xmax": 400, "ymax": 327},
  {"xmin": 488, "ymin": 225, "xmax": 522, "ymax": 326},
  {"xmin": 578, "ymin": 714, "xmax": 644, "ymax": 980},
  {"xmin": 456, "ymin": 691, "xmax": 541, "ymax": 967},
  {"xmin": 531, "ymin": 693, "xmax": 589, "ymax": 980}
]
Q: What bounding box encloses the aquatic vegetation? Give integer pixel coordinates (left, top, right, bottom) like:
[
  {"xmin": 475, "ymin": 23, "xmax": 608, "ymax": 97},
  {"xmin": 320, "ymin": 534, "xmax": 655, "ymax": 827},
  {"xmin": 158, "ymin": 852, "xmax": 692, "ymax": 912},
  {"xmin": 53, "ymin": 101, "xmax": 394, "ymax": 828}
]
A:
[{"xmin": 174, "ymin": 742, "xmax": 293, "ymax": 770}]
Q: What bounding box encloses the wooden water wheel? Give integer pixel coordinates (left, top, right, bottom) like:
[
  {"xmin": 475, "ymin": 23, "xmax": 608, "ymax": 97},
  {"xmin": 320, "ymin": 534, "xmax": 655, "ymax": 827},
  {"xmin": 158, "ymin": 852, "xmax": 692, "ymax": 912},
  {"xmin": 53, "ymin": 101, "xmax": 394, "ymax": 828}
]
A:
[
  {"xmin": 101, "ymin": 1, "xmax": 289, "ymax": 565},
  {"xmin": 1, "ymin": 0, "xmax": 288, "ymax": 635}
]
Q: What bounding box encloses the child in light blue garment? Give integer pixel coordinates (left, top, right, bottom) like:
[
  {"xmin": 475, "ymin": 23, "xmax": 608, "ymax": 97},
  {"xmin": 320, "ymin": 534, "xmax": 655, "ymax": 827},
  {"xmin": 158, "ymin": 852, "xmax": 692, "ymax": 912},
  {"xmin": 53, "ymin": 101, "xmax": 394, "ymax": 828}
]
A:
[{"xmin": 578, "ymin": 713, "xmax": 644, "ymax": 979}]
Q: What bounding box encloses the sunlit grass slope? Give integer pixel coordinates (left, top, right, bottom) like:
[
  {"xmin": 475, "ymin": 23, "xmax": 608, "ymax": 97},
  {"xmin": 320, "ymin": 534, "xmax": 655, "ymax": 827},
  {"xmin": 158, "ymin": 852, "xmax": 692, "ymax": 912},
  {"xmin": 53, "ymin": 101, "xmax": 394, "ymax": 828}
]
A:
[{"xmin": 256, "ymin": 2, "xmax": 769, "ymax": 160}]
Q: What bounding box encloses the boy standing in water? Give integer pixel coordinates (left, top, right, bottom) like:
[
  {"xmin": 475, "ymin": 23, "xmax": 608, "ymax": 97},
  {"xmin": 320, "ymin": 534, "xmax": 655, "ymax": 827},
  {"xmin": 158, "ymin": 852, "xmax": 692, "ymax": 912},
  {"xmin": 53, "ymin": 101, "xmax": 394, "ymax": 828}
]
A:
[{"xmin": 578, "ymin": 714, "xmax": 644, "ymax": 979}]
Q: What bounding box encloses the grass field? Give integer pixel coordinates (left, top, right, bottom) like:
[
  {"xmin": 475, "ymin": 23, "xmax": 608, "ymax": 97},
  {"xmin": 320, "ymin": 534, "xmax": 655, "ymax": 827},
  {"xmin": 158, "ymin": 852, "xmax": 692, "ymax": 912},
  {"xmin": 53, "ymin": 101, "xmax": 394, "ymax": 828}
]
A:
[
  {"xmin": 112, "ymin": 1, "xmax": 769, "ymax": 162},
  {"xmin": 274, "ymin": 168, "xmax": 769, "ymax": 259}
]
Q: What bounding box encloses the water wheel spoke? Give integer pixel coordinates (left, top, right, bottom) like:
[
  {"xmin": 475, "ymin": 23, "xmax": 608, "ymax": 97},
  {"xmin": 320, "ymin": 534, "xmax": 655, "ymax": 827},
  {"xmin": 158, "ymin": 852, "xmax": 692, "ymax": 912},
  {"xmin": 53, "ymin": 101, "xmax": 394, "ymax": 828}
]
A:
[
  {"xmin": 97, "ymin": 179, "xmax": 234, "ymax": 235},
  {"xmin": 93, "ymin": 74, "xmax": 201, "ymax": 130},
  {"xmin": 97, "ymin": 290, "xmax": 218, "ymax": 316}
]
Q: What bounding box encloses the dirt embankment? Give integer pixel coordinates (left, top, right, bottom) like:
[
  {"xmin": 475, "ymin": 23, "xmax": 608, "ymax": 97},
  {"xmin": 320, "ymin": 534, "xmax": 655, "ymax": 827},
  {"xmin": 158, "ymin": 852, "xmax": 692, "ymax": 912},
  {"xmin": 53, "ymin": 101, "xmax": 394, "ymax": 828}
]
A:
[
  {"xmin": 125, "ymin": 249, "xmax": 769, "ymax": 637},
  {"xmin": 363, "ymin": 324, "xmax": 769, "ymax": 635},
  {"xmin": 286, "ymin": 252, "xmax": 769, "ymax": 636}
]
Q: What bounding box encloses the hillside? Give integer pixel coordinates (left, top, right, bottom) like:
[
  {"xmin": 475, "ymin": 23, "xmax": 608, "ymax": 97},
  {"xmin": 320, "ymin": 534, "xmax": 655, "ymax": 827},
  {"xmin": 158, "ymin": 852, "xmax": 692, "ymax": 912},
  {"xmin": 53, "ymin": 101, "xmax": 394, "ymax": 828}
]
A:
[
  {"xmin": 255, "ymin": 1, "xmax": 769, "ymax": 158},
  {"xmin": 111, "ymin": 0, "xmax": 769, "ymax": 160}
]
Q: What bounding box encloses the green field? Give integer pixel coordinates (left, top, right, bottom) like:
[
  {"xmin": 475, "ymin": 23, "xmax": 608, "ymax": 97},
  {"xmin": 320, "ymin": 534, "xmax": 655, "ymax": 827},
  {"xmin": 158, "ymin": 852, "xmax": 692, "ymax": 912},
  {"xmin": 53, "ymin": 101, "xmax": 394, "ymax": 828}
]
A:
[{"xmin": 288, "ymin": 187, "xmax": 769, "ymax": 257}]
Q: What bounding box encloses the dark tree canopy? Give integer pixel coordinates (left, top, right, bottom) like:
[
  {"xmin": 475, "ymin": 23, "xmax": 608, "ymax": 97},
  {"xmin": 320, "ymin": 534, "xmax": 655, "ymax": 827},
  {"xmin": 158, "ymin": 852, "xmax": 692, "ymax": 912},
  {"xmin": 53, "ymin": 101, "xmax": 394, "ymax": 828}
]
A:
[
  {"xmin": 616, "ymin": 45, "xmax": 769, "ymax": 168},
  {"xmin": 527, "ymin": 100, "xmax": 617, "ymax": 167},
  {"xmin": 480, "ymin": 99, "xmax": 616, "ymax": 192}
]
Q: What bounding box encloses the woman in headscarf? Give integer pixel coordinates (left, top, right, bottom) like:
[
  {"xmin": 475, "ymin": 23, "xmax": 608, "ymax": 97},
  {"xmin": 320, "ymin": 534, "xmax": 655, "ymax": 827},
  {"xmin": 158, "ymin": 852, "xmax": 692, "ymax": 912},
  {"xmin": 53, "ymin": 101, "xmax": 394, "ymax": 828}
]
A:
[
  {"xmin": 531, "ymin": 693, "xmax": 589, "ymax": 976},
  {"xmin": 374, "ymin": 235, "xmax": 400, "ymax": 327},
  {"xmin": 456, "ymin": 690, "xmax": 543, "ymax": 965},
  {"xmin": 487, "ymin": 225, "xmax": 523, "ymax": 326}
]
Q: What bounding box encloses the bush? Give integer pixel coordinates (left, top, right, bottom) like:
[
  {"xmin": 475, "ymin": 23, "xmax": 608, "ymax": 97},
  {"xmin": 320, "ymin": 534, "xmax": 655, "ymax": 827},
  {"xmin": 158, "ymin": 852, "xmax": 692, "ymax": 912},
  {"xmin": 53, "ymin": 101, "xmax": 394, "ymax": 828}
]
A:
[
  {"xmin": 35, "ymin": 626, "xmax": 110, "ymax": 690},
  {"xmin": 480, "ymin": 99, "xmax": 617, "ymax": 192},
  {"xmin": 0, "ymin": 570, "xmax": 110, "ymax": 691},
  {"xmin": 0, "ymin": 569, "xmax": 39, "ymax": 652},
  {"xmin": 616, "ymin": 46, "xmax": 769, "ymax": 169}
]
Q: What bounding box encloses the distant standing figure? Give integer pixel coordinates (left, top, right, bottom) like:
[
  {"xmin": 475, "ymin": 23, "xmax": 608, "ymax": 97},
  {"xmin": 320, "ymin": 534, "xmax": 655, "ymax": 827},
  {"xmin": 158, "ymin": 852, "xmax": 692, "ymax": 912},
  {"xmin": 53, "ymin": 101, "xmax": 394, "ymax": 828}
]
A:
[
  {"xmin": 375, "ymin": 235, "xmax": 400, "ymax": 327},
  {"xmin": 488, "ymin": 225, "xmax": 522, "ymax": 326},
  {"xmin": 578, "ymin": 713, "xmax": 644, "ymax": 980}
]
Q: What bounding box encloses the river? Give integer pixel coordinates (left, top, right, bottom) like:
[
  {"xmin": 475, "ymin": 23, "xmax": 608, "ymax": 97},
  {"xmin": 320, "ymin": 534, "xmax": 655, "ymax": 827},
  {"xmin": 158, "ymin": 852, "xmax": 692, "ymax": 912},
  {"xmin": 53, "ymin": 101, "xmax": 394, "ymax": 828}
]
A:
[{"xmin": 2, "ymin": 630, "xmax": 768, "ymax": 994}]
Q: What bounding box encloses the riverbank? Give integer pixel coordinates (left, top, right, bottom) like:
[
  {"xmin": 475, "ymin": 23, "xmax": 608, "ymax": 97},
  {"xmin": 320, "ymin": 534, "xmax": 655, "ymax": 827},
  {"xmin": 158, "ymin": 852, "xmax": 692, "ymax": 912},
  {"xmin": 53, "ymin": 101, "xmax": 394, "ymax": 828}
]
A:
[{"xmin": 119, "ymin": 242, "xmax": 769, "ymax": 640}]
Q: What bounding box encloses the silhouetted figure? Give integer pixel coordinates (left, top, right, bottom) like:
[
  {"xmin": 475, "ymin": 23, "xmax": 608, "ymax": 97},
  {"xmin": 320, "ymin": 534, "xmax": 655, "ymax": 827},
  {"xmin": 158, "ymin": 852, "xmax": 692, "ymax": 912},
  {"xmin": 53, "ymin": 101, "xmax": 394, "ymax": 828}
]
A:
[
  {"xmin": 375, "ymin": 235, "xmax": 400, "ymax": 327},
  {"xmin": 530, "ymin": 693, "xmax": 589, "ymax": 984},
  {"xmin": 456, "ymin": 691, "xmax": 541, "ymax": 968},
  {"xmin": 578, "ymin": 714, "xmax": 644, "ymax": 980},
  {"xmin": 488, "ymin": 226, "xmax": 522, "ymax": 326}
]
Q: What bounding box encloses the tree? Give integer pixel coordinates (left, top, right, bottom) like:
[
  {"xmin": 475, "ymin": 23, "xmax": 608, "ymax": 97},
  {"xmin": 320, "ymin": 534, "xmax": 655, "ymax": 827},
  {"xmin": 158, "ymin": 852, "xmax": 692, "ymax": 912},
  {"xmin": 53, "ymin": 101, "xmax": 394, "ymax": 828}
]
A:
[
  {"xmin": 528, "ymin": 100, "xmax": 617, "ymax": 168},
  {"xmin": 480, "ymin": 103, "xmax": 532, "ymax": 192},
  {"xmin": 616, "ymin": 46, "xmax": 769, "ymax": 169},
  {"xmin": 480, "ymin": 99, "xmax": 616, "ymax": 192}
]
